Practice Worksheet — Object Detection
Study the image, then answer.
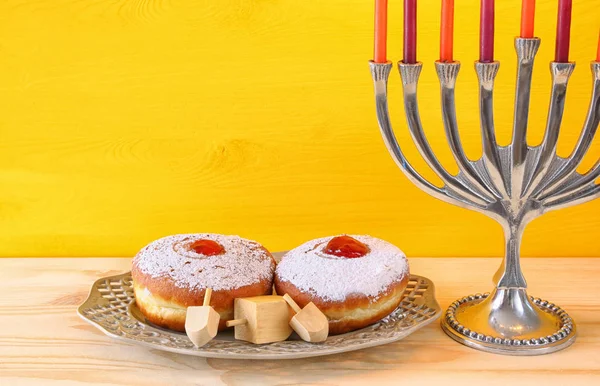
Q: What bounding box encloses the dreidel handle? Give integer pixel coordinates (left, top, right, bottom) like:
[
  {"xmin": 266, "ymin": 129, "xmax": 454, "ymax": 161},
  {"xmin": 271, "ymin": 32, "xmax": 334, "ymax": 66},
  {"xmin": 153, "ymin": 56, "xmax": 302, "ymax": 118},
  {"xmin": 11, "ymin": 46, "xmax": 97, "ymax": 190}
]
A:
[
  {"xmin": 203, "ymin": 288, "xmax": 212, "ymax": 307},
  {"xmin": 283, "ymin": 294, "xmax": 302, "ymax": 314},
  {"xmin": 226, "ymin": 318, "xmax": 247, "ymax": 327}
]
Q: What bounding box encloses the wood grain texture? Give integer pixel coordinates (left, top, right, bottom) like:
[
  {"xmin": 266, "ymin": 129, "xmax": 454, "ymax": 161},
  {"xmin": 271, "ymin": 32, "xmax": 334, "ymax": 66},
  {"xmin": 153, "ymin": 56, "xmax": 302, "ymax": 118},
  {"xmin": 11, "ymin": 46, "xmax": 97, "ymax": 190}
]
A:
[
  {"xmin": 1, "ymin": 257, "xmax": 600, "ymax": 385},
  {"xmin": 0, "ymin": 1, "xmax": 599, "ymax": 257}
]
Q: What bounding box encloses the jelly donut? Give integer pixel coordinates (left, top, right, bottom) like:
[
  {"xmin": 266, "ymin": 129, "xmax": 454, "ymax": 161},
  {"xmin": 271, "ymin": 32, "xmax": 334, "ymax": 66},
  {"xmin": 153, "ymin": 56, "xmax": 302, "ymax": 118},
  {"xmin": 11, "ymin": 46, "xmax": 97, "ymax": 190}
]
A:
[
  {"xmin": 132, "ymin": 234, "xmax": 276, "ymax": 332},
  {"xmin": 274, "ymin": 235, "xmax": 409, "ymax": 335}
]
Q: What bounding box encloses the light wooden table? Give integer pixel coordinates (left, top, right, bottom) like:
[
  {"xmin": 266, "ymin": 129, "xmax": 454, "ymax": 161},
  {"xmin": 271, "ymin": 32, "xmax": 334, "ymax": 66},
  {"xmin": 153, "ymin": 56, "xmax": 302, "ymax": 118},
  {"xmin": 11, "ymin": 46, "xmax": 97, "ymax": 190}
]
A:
[{"xmin": 1, "ymin": 258, "xmax": 599, "ymax": 385}]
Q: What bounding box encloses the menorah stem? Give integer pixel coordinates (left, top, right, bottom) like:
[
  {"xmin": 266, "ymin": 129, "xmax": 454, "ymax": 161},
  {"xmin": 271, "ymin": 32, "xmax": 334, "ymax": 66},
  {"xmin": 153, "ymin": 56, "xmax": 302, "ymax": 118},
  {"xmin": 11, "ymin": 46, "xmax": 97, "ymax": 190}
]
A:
[
  {"xmin": 445, "ymin": 218, "xmax": 573, "ymax": 349},
  {"xmin": 493, "ymin": 223, "xmax": 527, "ymax": 289}
]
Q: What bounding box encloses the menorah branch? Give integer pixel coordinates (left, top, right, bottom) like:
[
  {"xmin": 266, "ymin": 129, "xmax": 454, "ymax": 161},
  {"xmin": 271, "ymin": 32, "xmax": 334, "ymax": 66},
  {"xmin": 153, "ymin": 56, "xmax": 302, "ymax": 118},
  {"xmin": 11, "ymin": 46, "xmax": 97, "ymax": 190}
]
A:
[
  {"xmin": 399, "ymin": 62, "xmax": 492, "ymax": 206},
  {"xmin": 436, "ymin": 61, "xmax": 500, "ymax": 201},
  {"xmin": 523, "ymin": 62, "xmax": 575, "ymax": 197},
  {"xmin": 545, "ymin": 183, "xmax": 600, "ymax": 210},
  {"xmin": 476, "ymin": 61, "xmax": 509, "ymax": 198},
  {"xmin": 537, "ymin": 62, "xmax": 600, "ymax": 200},
  {"xmin": 511, "ymin": 38, "xmax": 541, "ymax": 199},
  {"xmin": 370, "ymin": 61, "xmax": 485, "ymax": 211}
]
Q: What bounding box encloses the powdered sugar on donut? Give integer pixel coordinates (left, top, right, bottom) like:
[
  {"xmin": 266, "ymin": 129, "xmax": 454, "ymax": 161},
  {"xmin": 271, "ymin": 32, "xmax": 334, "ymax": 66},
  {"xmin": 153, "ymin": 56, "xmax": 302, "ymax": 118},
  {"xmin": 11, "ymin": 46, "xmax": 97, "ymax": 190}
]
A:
[
  {"xmin": 276, "ymin": 235, "xmax": 409, "ymax": 302},
  {"xmin": 133, "ymin": 234, "xmax": 275, "ymax": 291}
]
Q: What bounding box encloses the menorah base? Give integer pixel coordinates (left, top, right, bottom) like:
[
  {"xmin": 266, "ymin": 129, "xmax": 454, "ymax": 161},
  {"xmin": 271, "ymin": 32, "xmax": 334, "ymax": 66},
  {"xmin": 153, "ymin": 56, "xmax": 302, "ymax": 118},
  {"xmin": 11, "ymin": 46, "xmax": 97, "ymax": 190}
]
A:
[{"xmin": 441, "ymin": 289, "xmax": 576, "ymax": 355}]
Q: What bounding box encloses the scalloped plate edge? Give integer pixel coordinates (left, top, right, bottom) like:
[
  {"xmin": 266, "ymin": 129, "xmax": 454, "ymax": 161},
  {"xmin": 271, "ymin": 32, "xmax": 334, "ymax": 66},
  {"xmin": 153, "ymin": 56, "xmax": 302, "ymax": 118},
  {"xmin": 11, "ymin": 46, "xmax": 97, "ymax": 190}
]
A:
[{"xmin": 77, "ymin": 272, "xmax": 441, "ymax": 359}]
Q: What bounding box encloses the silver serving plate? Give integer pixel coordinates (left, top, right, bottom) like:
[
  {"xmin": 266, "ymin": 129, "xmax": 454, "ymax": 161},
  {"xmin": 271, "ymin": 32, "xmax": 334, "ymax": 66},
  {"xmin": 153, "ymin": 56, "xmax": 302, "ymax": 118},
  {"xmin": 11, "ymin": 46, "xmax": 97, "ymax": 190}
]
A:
[{"xmin": 78, "ymin": 272, "xmax": 440, "ymax": 359}]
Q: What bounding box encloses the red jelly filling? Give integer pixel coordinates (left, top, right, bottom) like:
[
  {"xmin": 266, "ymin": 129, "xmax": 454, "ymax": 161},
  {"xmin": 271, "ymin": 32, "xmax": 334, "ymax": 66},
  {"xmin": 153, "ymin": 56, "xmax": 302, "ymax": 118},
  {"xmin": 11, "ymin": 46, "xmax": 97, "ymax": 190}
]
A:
[
  {"xmin": 323, "ymin": 236, "xmax": 369, "ymax": 258},
  {"xmin": 190, "ymin": 239, "xmax": 225, "ymax": 256}
]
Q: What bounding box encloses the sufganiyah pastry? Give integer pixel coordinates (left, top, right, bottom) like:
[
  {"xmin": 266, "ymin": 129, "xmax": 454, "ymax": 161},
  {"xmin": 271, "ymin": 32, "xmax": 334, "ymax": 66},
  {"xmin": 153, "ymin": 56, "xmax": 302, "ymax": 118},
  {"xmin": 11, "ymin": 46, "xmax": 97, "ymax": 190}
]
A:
[
  {"xmin": 274, "ymin": 235, "xmax": 409, "ymax": 335},
  {"xmin": 132, "ymin": 234, "xmax": 276, "ymax": 332}
]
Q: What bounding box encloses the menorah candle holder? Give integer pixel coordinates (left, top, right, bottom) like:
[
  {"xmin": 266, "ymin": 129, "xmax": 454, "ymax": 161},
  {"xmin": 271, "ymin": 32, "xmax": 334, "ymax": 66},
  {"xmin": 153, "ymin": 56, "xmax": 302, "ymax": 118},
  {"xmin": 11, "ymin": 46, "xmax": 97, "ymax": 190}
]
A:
[{"xmin": 370, "ymin": 37, "xmax": 600, "ymax": 355}]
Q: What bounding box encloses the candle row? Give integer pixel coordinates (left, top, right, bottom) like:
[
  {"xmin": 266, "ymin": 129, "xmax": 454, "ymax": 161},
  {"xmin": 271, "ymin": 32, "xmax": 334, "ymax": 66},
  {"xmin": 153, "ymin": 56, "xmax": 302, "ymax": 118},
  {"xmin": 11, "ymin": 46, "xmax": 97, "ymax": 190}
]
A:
[{"xmin": 373, "ymin": 0, "xmax": 600, "ymax": 64}]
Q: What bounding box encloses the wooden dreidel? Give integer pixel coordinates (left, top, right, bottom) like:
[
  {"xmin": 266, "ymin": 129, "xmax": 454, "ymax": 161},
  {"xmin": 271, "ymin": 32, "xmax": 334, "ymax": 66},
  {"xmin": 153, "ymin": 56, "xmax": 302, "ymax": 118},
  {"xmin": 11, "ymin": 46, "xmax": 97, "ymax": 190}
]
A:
[
  {"xmin": 283, "ymin": 294, "xmax": 329, "ymax": 343},
  {"xmin": 225, "ymin": 295, "xmax": 292, "ymax": 344},
  {"xmin": 185, "ymin": 288, "xmax": 220, "ymax": 347}
]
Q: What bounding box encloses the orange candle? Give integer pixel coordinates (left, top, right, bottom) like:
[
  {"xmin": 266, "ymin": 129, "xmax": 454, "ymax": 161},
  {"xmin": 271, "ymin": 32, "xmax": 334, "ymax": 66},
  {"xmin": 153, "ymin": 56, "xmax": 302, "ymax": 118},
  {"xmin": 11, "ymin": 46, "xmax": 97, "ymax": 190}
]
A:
[
  {"xmin": 520, "ymin": 0, "xmax": 536, "ymax": 38},
  {"xmin": 440, "ymin": 0, "xmax": 455, "ymax": 62},
  {"xmin": 374, "ymin": 0, "xmax": 388, "ymax": 63},
  {"xmin": 596, "ymin": 29, "xmax": 600, "ymax": 62}
]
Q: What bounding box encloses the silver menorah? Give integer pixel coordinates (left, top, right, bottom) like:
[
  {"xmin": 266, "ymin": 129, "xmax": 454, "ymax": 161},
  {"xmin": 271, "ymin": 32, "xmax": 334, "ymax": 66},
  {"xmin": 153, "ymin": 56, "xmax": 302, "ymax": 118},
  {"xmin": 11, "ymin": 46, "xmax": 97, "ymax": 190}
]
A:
[{"xmin": 370, "ymin": 37, "xmax": 600, "ymax": 355}]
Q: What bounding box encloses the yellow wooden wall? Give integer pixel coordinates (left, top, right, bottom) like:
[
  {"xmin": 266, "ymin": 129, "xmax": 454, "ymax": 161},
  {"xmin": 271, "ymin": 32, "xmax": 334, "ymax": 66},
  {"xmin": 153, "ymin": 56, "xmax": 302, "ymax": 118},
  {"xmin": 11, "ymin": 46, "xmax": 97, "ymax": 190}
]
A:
[{"xmin": 1, "ymin": 0, "xmax": 599, "ymax": 257}]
